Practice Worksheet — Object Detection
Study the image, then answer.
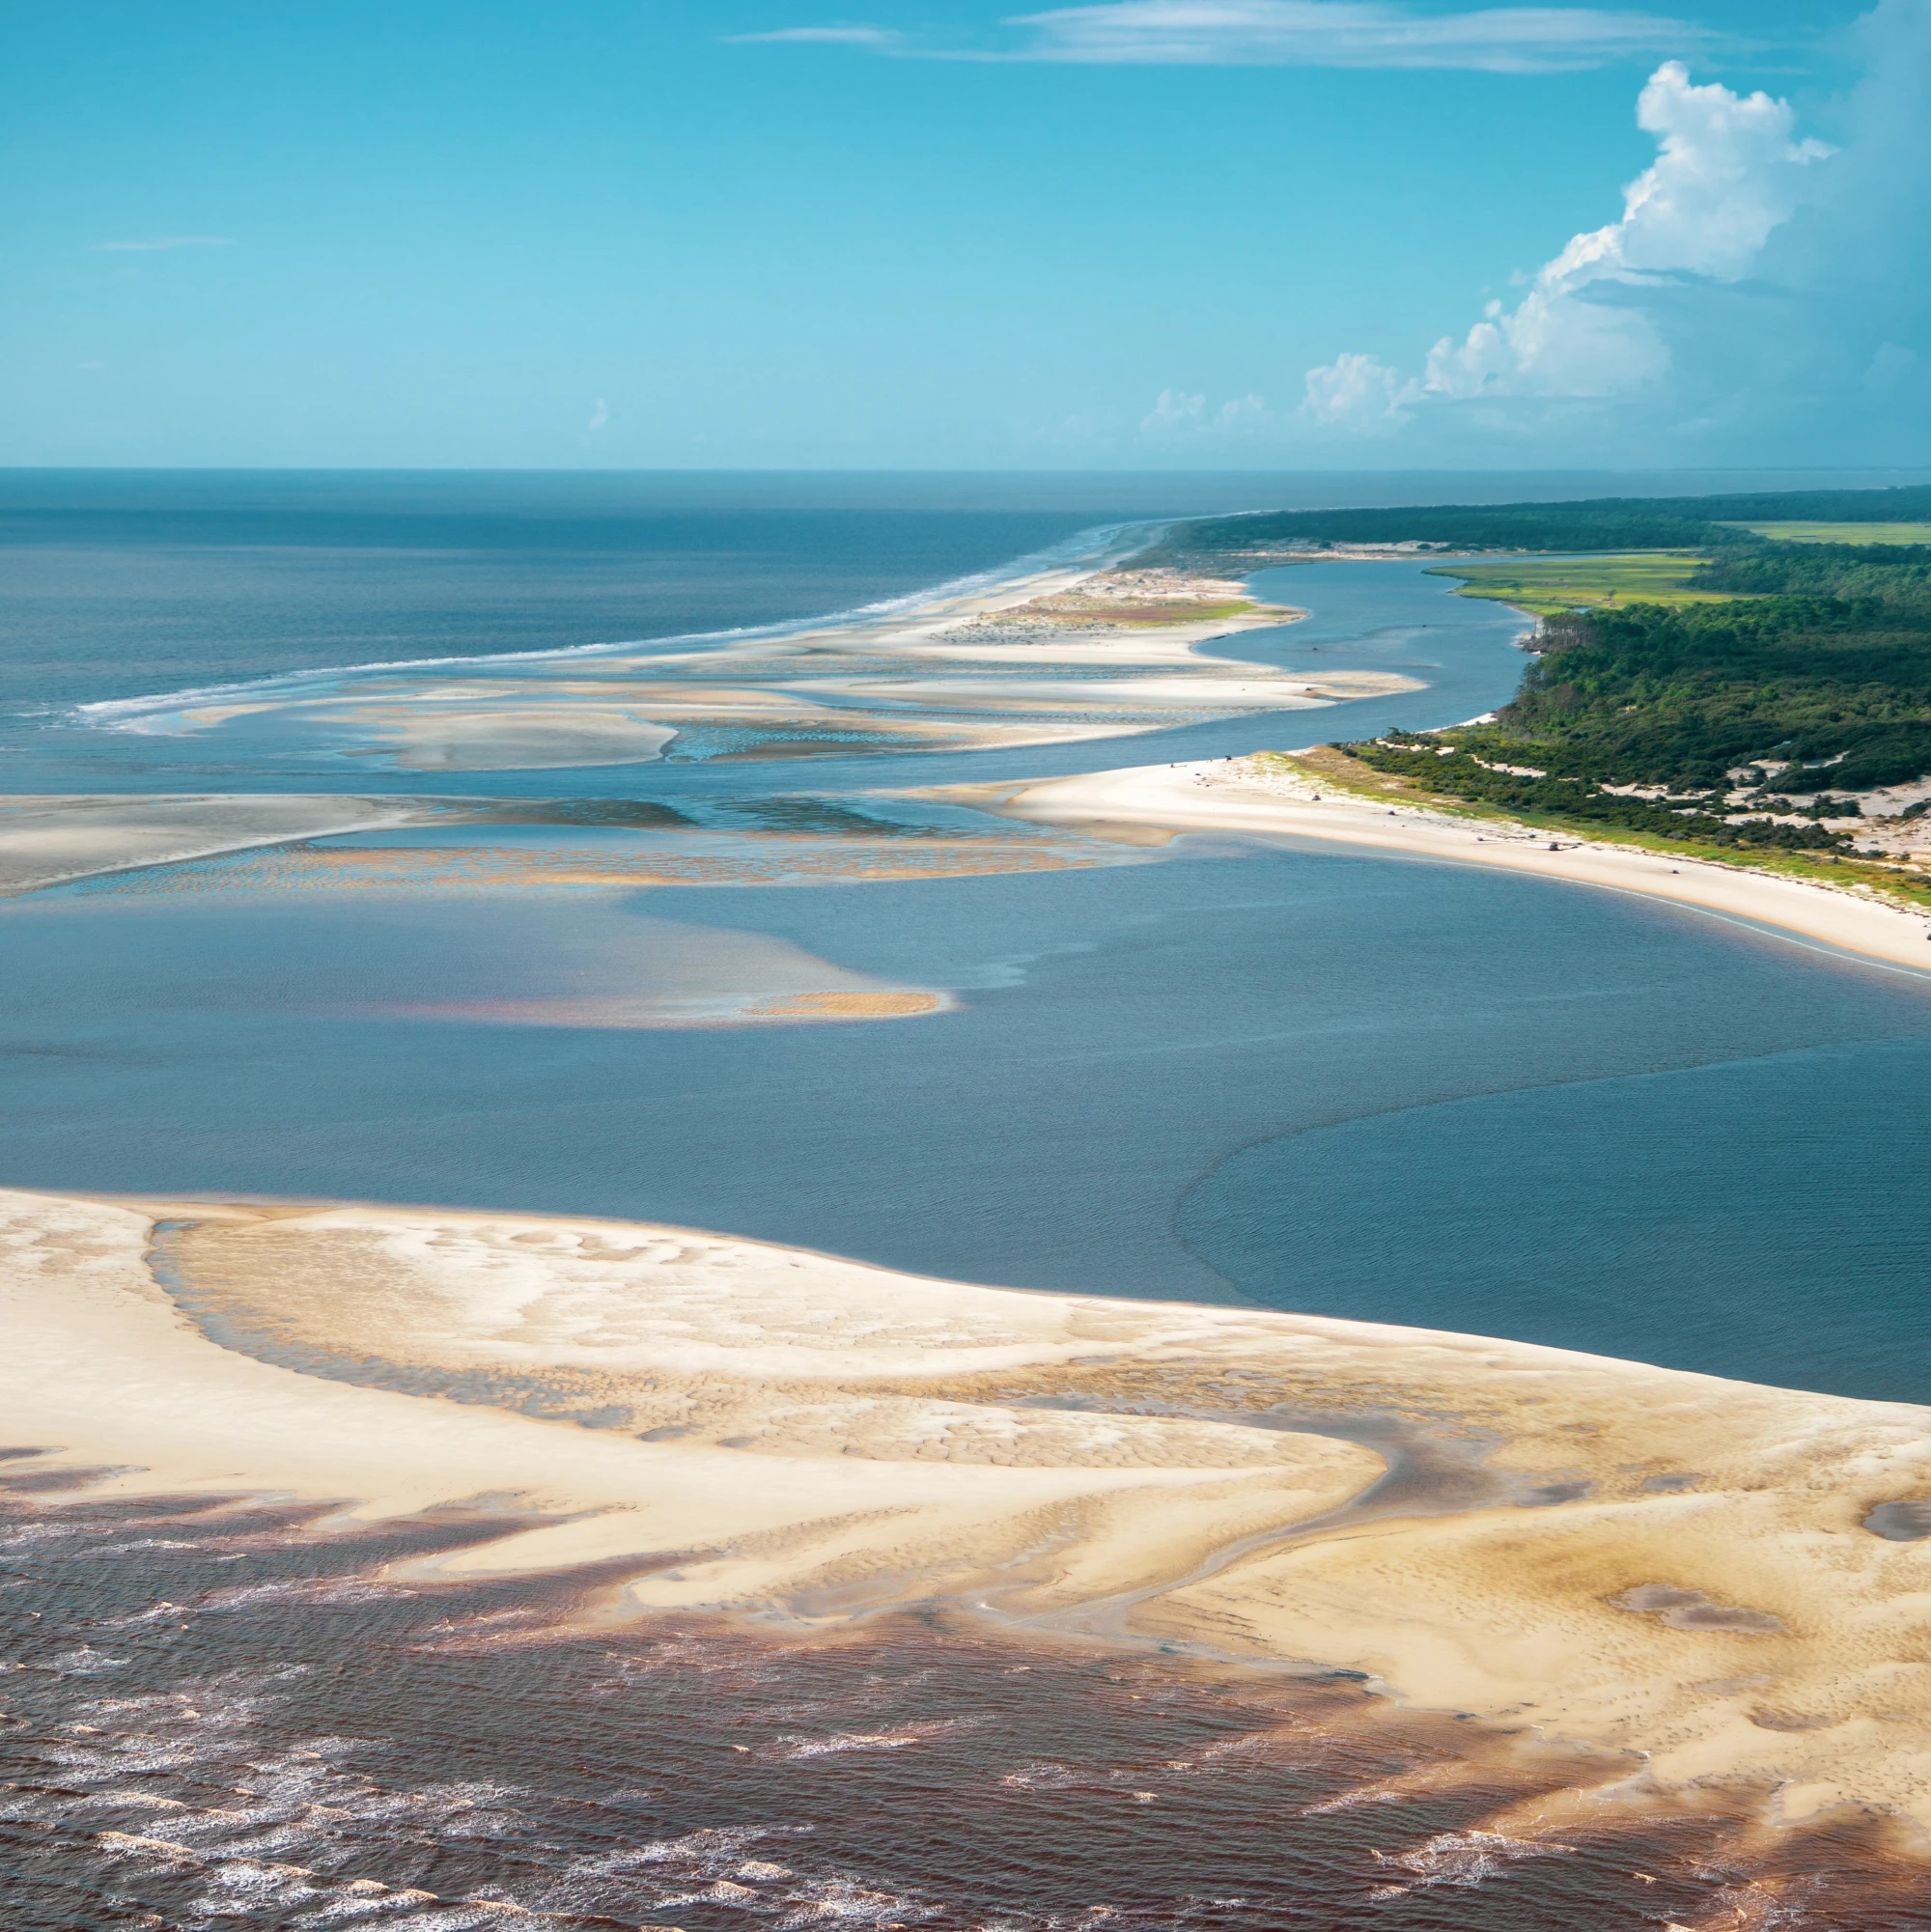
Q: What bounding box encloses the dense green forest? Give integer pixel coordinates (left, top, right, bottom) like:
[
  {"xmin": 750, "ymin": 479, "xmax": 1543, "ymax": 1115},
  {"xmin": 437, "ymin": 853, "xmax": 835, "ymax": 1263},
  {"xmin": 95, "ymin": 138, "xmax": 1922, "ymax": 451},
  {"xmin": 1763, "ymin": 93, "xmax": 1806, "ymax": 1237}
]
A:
[
  {"xmin": 1219, "ymin": 488, "xmax": 1931, "ymax": 854},
  {"xmin": 1695, "ymin": 542, "xmax": 1931, "ymax": 616},
  {"xmin": 1146, "ymin": 485, "xmax": 1931, "ymax": 563}
]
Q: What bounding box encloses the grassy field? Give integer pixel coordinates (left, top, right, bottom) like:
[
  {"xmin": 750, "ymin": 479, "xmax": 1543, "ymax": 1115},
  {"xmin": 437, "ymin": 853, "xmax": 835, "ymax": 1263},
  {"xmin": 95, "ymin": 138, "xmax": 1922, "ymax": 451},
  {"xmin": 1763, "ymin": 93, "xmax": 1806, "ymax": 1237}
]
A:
[
  {"xmin": 1427, "ymin": 552, "xmax": 1730, "ymax": 616},
  {"xmin": 1726, "ymin": 521, "xmax": 1931, "ymax": 546}
]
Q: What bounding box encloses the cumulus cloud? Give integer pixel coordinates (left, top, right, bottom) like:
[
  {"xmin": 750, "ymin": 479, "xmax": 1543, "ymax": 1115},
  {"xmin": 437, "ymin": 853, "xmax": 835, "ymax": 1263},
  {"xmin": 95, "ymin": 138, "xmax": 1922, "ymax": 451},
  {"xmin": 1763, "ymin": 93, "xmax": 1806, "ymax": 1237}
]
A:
[
  {"xmin": 1294, "ymin": 21, "xmax": 1931, "ymax": 461},
  {"xmin": 1417, "ymin": 62, "xmax": 1829, "ymax": 404},
  {"xmin": 1301, "ymin": 351, "xmax": 1416, "ymax": 430},
  {"xmin": 1139, "ymin": 386, "xmax": 1274, "ymax": 439}
]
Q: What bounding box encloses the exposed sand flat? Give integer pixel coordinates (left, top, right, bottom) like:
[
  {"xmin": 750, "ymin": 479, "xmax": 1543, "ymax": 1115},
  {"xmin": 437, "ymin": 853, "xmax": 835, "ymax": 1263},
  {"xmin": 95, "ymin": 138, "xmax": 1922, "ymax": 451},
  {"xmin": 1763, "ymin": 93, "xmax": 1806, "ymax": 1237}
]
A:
[
  {"xmin": 90, "ymin": 563, "xmax": 1417, "ymax": 772},
  {"xmin": 157, "ymin": 842, "xmax": 1096, "ymax": 893},
  {"xmin": 342, "ymin": 705, "xmax": 677, "ymax": 770},
  {"xmin": 0, "ymin": 794, "xmax": 461, "ymax": 895},
  {"xmin": 365, "ymin": 918, "xmax": 955, "ymax": 1029},
  {"xmin": 8, "ymin": 1188, "xmax": 1931, "ymax": 1829},
  {"xmin": 993, "ymin": 757, "xmax": 1931, "ymax": 974}
]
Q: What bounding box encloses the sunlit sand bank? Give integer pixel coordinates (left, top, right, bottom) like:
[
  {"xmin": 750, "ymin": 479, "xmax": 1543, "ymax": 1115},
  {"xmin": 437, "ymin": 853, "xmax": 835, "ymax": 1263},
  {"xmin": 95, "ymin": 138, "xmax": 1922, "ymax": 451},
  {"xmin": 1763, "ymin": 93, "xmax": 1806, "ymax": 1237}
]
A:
[
  {"xmin": 0, "ymin": 794, "xmax": 462, "ymax": 895},
  {"xmin": 10, "ymin": 1188, "xmax": 1931, "ymax": 1832},
  {"xmin": 991, "ymin": 756, "xmax": 1931, "ymax": 973},
  {"xmin": 58, "ymin": 825, "xmax": 1116, "ymax": 898},
  {"xmin": 86, "ymin": 562, "xmax": 1417, "ymax": 771}
]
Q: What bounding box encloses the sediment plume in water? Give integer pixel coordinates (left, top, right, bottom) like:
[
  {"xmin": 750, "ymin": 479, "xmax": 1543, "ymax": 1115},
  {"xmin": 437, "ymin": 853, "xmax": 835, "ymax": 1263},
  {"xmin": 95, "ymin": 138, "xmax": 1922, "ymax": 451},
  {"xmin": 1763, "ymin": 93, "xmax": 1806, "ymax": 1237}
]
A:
[{"xmin": 4, "ymin": 1474, "xmax": 1929, "ymax": 1932}]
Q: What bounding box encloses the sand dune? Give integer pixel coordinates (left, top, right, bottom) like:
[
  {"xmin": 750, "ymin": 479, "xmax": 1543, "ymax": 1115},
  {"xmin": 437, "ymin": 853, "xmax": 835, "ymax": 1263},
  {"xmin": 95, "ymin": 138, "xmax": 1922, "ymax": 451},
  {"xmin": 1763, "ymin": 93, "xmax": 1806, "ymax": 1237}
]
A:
[{"xmin": 7, "ymin": 1187, "xmax": 1931, "ymax": 1830}]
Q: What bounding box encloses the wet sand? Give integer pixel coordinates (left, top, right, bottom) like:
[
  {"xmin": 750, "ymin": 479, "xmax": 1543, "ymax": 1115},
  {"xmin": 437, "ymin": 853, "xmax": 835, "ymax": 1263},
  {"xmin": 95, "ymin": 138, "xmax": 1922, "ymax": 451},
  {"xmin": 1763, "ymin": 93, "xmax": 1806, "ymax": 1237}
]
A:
[
  {"xmin": 10, "ymin": 1188, "xmax": 1931, "ymax": 1841},
  {"xmin": 14, "ymin": 1483, "xmax": 1928, "ymax": 1931}
]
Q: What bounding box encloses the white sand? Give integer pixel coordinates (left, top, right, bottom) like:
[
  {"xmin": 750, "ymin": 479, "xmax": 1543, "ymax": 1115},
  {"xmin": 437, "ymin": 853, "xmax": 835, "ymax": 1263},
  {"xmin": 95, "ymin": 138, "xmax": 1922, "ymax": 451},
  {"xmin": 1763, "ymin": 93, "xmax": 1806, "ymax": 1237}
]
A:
[
  {"xmin": 96, "ymin": 565, "xmax": 1418, "ymax": 773},
  {"xmin": 9, "ymin": 1187, "xmax": 1931, "ymax": 1829},
  {"xmin": 994, "ymin": 757, "xmax": 1931, "ymax": 974}
]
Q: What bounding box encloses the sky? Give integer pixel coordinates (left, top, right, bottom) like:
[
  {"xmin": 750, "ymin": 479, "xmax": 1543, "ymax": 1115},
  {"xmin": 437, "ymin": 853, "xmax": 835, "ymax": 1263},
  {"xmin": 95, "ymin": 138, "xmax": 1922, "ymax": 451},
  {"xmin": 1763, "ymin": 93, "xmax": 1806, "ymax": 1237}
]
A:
[{"xmin": 4, "ymin": 0, "xmax": 1924, "ymax": 469}]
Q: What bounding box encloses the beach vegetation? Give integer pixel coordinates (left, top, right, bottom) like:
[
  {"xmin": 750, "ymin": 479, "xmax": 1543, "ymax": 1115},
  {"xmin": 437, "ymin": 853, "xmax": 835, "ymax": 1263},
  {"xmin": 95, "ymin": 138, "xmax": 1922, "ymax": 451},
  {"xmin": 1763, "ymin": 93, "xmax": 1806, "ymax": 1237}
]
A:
[
  {"xmin": 1726, "ymin": 522, "xmax": 1931, "ymax": 546},
  {"xmin": 1431, "ymin": 553, "xmax": 1730, "ymax": 616},
  {"xmin": 1140, "ymin": 484, "xmax": 1931, "ymax": 567},
  {"xmin": 1161, "ymin": 485, "xmax": 1931, "ymax": 910}
]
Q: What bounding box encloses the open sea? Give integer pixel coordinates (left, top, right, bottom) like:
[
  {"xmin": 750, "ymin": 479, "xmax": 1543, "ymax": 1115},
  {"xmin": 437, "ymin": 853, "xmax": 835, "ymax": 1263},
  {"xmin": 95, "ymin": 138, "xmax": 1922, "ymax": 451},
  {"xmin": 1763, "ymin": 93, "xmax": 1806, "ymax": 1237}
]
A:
[{"xmin": 6, "ymin": 469, "xmax": 1931, "ymax": 1928}]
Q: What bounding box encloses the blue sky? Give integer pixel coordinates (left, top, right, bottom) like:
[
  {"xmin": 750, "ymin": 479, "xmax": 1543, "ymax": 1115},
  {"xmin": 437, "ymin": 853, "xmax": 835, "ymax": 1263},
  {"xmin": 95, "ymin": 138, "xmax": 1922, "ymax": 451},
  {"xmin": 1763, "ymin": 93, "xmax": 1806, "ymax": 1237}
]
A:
[{"xmin": 4, "ymin": 0, "xmax": 1919, "ymax": 467}]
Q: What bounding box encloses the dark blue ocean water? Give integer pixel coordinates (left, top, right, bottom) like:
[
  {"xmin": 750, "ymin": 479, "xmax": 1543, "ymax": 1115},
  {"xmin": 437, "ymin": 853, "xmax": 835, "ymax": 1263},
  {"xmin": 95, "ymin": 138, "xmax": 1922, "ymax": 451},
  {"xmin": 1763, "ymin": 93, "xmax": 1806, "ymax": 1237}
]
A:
[{"xmin": 3, "ymin": 470, "xmax": 1930, "ymax": 1403}]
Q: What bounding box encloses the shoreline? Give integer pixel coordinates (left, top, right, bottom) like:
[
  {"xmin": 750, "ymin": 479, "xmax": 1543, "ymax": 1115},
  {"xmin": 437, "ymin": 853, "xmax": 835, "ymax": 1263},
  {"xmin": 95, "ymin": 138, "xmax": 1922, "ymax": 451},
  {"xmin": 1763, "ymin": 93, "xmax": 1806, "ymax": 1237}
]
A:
[
  {"xmin": 990, "ymin": 755, "xmax": 1931, "ymax": 976},
  {"xmin": 59, "ymin": 541, "xmax": 1419, "ymax": 777},
  {"xmin": 8, "ymin": 1185, "xmax": 1931, "ymax": 1834}
]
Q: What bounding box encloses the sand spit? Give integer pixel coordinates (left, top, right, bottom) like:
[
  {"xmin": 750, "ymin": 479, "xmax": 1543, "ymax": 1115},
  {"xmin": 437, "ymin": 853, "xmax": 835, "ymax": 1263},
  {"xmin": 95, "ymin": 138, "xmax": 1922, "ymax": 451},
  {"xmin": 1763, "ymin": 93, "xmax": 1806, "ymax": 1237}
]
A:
[
  {"xmin": 9, "ymin": 1188, "xmax": 1931, "ymax": 1830},
  {"xmin": 0, "ymin": 794, "xmax": 462, "ymax": 896},
  {"xmin": 991, "ymin": 757, "xmax": 1931, "ymax": 974},
  {"xmin": 93, "ymin": 565, "xmax": 1418, "ymax": 772}
]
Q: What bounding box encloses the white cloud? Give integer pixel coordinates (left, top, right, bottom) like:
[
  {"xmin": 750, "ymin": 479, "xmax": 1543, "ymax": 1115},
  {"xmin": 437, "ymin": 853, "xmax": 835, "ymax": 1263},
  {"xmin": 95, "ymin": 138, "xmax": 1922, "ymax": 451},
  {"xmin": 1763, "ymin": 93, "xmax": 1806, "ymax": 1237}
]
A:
[
  {"xmin": 1140, "ymin": 386, "xmax": 1205, "ymax": 433},
  {"xmin": 1139, "ymin": 387, "xmax": 1275, "ymax": 438},
  {"xmin": 726, "ymin": 24, "xmax": 901, "ymax": 45},
  {"xmin": 94, "ymin": 236, "xmax": 232, "ymax": 252},
  {"xmin": 1304, "ymin": 58, "xmax": 1838, "ymax": 436},
  {"xmin": 586, "ymin": 399, "xmax": 610, "ymax": 433},
  {"xmin": 1300, "ymin": 351, "xmax": 1416, "ymax": 429},
  {"xmin": 1008, "ymin": 1, "xmax": 1702, "ymax": 71}
]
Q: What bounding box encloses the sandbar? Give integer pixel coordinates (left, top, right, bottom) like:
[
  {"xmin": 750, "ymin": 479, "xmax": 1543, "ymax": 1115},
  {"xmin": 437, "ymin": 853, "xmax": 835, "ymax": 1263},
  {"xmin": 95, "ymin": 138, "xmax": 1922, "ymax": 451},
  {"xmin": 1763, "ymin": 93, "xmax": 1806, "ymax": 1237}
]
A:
[
  {"xmin": 0, "ymin": 794, "xmax": 462, "ymax": 896},
  {"xmin": 8, "ymin": 1188, "xmax": 1931, "ymax": 1832}
]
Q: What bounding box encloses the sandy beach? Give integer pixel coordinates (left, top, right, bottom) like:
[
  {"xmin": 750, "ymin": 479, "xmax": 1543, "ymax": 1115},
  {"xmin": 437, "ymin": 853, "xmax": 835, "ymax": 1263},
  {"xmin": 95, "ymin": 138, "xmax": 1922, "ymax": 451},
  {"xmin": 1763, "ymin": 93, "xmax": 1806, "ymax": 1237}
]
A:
[
  {"xmin": 989, "ymin": 755, "xmax": 1931, "ymax": 975},
  {"xmin": 9, "ymin": 1186, "xmax": 1931, "ymax": 1834}
]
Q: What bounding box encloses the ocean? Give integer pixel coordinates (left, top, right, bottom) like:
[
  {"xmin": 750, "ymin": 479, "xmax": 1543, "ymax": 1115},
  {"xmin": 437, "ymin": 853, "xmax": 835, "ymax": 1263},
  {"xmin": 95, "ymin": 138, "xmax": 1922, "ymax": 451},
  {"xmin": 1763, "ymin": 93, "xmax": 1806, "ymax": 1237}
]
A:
[{"xmin": 5, "ymin": 469, "xmax": 1930, "ymax": 1928}]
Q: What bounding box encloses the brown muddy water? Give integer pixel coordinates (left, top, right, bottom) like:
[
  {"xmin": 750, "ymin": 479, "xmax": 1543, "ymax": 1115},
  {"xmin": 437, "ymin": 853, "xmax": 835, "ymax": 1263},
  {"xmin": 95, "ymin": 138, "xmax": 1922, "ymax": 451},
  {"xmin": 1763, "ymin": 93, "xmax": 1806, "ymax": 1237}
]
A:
[{"xmin": 3, "ymin": 1468, "xmax": 1926, "ymax": 1932}]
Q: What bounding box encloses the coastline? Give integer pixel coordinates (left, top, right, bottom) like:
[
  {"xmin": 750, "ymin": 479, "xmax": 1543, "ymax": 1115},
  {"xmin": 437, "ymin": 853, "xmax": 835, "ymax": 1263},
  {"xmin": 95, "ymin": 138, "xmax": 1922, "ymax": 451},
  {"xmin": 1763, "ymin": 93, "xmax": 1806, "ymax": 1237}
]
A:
[
  {"xmin": 62, "ymin": 546, "xmax": 1416, "ymax": 777},
  {"xmin": 9, "ymin": 1186, "xmax": 1931, "ymax": 1834},
  {"xmin": 988, "ymin": 755, "xmax": 1931, "ymax": 976}
]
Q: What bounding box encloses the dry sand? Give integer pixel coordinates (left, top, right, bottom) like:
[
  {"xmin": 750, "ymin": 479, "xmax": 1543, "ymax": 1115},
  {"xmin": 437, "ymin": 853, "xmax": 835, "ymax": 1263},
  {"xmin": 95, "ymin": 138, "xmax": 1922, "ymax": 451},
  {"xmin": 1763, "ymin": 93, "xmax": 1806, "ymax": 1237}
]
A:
[
  {"xmin": 8, "ymin": 1187, "xmax": 1931, "ymax": 1831},
  {"xmin": 991, "ymin": 757, "xmax": 1931, "ymax": 975}
]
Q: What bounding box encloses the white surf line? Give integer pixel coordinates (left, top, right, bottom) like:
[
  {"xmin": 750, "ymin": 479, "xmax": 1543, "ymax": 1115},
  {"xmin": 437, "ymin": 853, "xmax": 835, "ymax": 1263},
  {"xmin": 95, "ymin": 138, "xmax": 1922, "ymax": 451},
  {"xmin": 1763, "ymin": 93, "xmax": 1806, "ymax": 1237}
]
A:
[{"xmin": 69, "ymin": 518, "xmax": 1171, "ymax": 733}]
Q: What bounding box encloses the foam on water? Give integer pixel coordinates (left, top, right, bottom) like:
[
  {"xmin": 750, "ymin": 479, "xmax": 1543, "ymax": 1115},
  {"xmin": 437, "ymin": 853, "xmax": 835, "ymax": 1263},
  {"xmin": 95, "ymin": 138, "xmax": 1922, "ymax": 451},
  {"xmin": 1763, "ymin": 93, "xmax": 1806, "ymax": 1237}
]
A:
[{"xmin": 6, "ymin": 1473, "xmax": 1929, "ymax": 1931}]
